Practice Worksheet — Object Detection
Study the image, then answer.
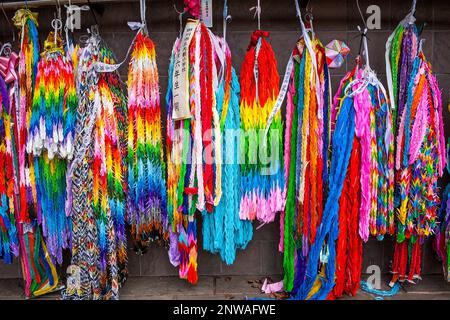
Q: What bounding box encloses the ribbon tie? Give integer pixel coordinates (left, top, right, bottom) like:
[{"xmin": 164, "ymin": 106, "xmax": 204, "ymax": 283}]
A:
[
  {"xmin": 0, "ymin": 52, "xmax": 19, "ymax": 85},
  {"xmin": 247, "ymin": 30, "xmax": 269, "ymax": 51},
  {"xmin": 0, "ymin": 52, "xmax": 19, "ymax": 114}
]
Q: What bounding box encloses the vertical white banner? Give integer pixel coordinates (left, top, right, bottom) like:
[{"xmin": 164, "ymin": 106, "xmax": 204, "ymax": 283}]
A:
[
  {"xmin": 201, "ymin": 0, "xmax": 213, "ymax": 28},
  {"xmin": 172, "ymin": 19, "xmax": 199, "ymax": 120}
]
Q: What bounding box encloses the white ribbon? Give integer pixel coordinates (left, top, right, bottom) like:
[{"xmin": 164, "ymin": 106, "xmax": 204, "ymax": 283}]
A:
[
  {"xmin": 250, "ymin": 0, "xmax": 261, "ymax": 30},
  {"xmin": 253, "ymin": 38, "xmax": 262, "ymax": 104},
  {"xmin": 93, "ymin": 0, "xmax": 148, "ymax": 73},
  {"xmin": 264, "ymin": 54, "xmax": 294, "ymax": 139}
]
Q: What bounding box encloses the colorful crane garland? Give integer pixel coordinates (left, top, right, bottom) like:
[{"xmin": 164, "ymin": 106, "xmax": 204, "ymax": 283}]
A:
[
  {"xmin": 0, "ymin": 1, "xmax": 448, "ymax": 301},
  {"xmin": 329, "ymin": 55, "xmax": 394, "ymax": 298},
  {"xmin": 386, "ymin": 14, "xmax": 446, "ymax": 285},
  {"xmin": 202, "ymin": 2, "xmax": 254, "ymax": 265},
  {"xmin": 277, "ymin": 10, "xmax": 333, "ymax": 297},
  {"xmin": 12, "ymin": 8, "xmax": 60, "ymax": 298},
  {"xmin": 0, "ymin": 52, "xmax": 19, "ymax": 265},
  {"xmin": 28, "ymin": 31, "xmax": 77, "ymax": 264},
  {"xmin": 166, "ymin": 18, "xmax": 223, "ymax": 284},
  {"xmin": 63, "ymin": 28, "xmax": 128, "ymax": 300},
  {"xmin": 239, "ymin": 30, "xmax": 283, "ymax": 224},
  {"xmin": 127, "ymin": 28, "xmax": 168, "ymax": 253}
]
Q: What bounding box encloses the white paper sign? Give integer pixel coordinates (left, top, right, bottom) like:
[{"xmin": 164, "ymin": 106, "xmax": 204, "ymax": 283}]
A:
[
  {"xmin": 201, "ymin": 0, "xmax": 213, "ymax": 28},
  {"xmin": 172, "ymin": 19, "xmax": 199, "ymax": 120}
]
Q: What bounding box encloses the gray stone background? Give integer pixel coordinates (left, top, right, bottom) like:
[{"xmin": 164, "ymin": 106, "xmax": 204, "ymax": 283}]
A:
[{"xmin": 0, "ymin": 0, "xmax": 449, "ymax": 281}]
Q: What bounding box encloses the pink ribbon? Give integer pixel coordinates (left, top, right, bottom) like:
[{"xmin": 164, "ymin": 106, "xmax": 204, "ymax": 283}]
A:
[{"xmin": 0, "ymin": 52, "xmax": 19, "ymax": 85}]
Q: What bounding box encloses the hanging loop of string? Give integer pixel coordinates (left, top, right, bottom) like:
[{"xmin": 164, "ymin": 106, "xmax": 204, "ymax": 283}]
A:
[
  {"xmin": 173, "ymin": 4, "xmax": 185, "ymax": 39},
  {"xmin": 356, "ymin": 0, "xmax": 367, "ymax": 28},
  {"xmin": 410, "ymin": 0, "xmax": 417, "ymax": 16},
  {"xmin": 403, "ymin": 0, "xmax": 417, "ymax": 25},
  {"xmin": 95, "ymin": 0, "xmax": 147, "ymax": 73},
  {"xmin": 127, "ymin": 0, "xmax": 147, "ymax": 33},
  {"xmin": 304, "ymin": 0, "xmax": 314, "ymax": 36},
  {"xmin": 140, "ymin": 0, "xmax": 147, "ymax": 32},
  {"xmin": 357, "ymin": 25, "xmax": 370, "ymax": 68},
  {"xmin": 250, "ymin": 0, "xmax": 261, "ymax": 30},
  {"xmin": 52, "ymin": 18, "xmax": 62, "ymax": 45},
  {"xmin": 223, "ymin": 0, "xmax": 232, "ymax": 41},
  {"xmin": 52, "ymin": 0, "xmax": 63, "ymax": 46}
]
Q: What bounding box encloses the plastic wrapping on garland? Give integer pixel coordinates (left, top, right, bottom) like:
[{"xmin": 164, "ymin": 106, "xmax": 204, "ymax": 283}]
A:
[
  {"xmin": 280, "ymin": 33, "xmax": 332, "ymax": 294},
  {"xmin": 127, "ymin": 30, "xmax": 168, "ymax": 253},
  {"xmin": 239, "ymin": 30, "xmax": 283, "ymax": 224},
  {"xmin": 12, "ymin": 8, "xmax": 60, "ymax": 298},
  {"xmin": 63, "ymin": 28, "xmax": 127, "ymax": 300},
  {"xmin": 387, "ymin": 15, "xmax": 446, "ymax": 284},
  {"xmin": 202, "ymin": 36, "xmax": 253, "ymax": 265},
  {"xmin": 27, "ymin": 31, "xmax": 77, "ymax": 264}
]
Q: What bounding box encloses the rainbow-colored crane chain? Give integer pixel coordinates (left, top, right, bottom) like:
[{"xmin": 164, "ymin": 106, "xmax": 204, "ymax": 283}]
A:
[
  {"xmin": 28, "ymin": 32, "xmax": 77, "ymax": 264},
  {"xmin": 127, "ymin": 30, "xmax": 168, "ymax": 253}
]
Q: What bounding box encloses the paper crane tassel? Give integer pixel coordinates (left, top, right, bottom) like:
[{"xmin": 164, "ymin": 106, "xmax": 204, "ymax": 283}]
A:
[
  {"xmin": 127, "ymin": 30, "xmax": 168, "ymax": 253},
  {"xmin": 239, "ymin": 30, "xmax": 283, "ymax": 224}
]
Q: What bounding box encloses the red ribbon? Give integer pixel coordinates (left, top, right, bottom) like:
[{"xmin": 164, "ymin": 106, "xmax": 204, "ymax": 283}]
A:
[{"xmin": 247, "ymin": 30, "xmax": 270, "ymax": 51}]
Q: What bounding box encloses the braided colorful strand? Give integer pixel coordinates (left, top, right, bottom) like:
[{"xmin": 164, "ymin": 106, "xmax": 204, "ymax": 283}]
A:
[{"xmin": 127, "ymin": 30, "xmax": 168, "ymax": 253}]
